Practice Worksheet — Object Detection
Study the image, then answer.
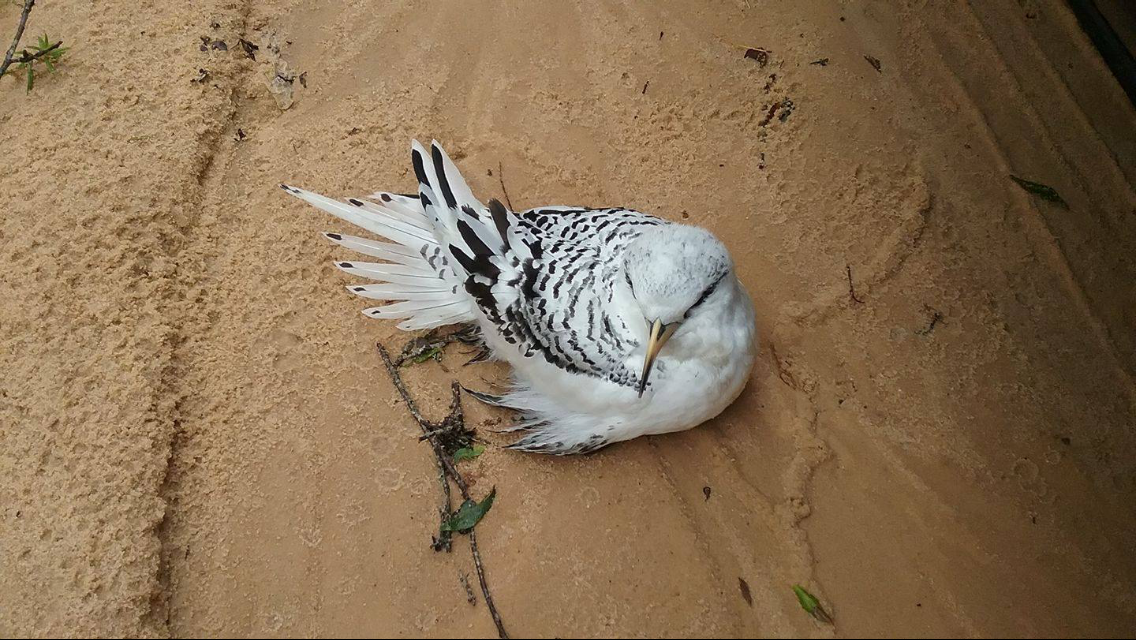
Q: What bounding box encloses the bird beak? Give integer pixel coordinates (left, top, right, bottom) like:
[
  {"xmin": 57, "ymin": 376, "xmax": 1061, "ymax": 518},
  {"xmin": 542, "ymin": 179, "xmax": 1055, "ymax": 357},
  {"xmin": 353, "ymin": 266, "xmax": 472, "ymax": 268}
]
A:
[{"xmin": 638, "ymin": 319, "xmax": 676, "ymax": 397}]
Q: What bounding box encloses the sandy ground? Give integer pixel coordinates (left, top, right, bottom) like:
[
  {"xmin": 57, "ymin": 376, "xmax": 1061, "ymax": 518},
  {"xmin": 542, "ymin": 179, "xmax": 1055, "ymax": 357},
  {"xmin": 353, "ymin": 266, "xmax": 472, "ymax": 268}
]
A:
[{"xmin": 2, "ymin": 0, "xmax": 1135, "ymax": 637}]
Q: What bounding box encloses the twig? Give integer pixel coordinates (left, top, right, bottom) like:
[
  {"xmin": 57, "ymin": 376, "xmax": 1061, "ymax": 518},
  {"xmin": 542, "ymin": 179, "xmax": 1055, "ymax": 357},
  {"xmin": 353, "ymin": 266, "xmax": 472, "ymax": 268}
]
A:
[
  {"xmin": 9, "ymin": 39, "xmax": 59, "ymax": 65},
  {"xmin": 469, "ymin": 528, "xmax": 507, "ymax": 637},
  {"xmin": 435, "ymin": 384, "xmax": 472, "ymax": 497},
  {"xmin": 459, "ymin": 570, "xmax": 477, "ymax": 605},
  {"xmin": 377, "ymin": 343, "xmax": 430, "ymax": 425},
  {"xmin": 376, "ymin": 343, "xmax": 509, "ymax": 639},
  {"xmin": 497, "ymin": 162, "xmax": 514, "ymax": 211},
  {"xmin": 396, "ymin": 326, "xmax": 489, "ymax": 367},
  {"xmin": 0, "ymin": 0, "xmax": 35, "ymax": 80},
  {"xmin": 845, "ymin": 264, "xmax": 864, "ymax": 304},
  {"xmin": 432, "ymin": 456, "xmax": 453, "ymax": 551},
  {"xmin": 378, "ymin": 344, "xmax": 455, "ymax": 550},
  {"xmin": 418, "ymin": 425, "xmax": 453, "ymax": 442},
  {"xmin": 378, "ymin": 347, "xmax": 472, "ymax": 495}
]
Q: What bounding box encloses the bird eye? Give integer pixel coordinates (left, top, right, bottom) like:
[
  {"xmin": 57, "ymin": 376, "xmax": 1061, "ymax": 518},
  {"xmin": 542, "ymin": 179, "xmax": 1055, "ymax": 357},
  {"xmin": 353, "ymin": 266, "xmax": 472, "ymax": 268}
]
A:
[{"xmin": 684, "ymin": 271, "xmax": 728, "ymax": 319}]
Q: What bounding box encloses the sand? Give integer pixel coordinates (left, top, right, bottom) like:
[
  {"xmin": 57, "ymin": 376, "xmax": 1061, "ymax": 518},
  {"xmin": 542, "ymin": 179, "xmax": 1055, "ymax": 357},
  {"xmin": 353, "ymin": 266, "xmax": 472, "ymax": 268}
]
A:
[{"xmin": 2, "ymin": 0, "xmax": 1135, "ymax": 637}]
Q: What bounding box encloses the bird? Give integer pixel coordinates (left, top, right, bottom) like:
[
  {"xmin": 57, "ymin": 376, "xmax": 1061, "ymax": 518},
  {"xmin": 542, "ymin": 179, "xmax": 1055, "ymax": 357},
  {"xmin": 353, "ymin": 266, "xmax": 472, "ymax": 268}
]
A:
[{"xmin": 281, "ymin": 141, "xmax": 757, "ymax": 454}]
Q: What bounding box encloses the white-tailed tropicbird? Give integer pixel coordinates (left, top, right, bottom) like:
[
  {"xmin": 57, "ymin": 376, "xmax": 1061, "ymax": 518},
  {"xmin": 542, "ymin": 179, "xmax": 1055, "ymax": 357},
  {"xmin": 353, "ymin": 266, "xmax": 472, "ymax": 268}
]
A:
[{"xmin": 282, "ymin": 141, "xmax": 757, "ymax": 454}]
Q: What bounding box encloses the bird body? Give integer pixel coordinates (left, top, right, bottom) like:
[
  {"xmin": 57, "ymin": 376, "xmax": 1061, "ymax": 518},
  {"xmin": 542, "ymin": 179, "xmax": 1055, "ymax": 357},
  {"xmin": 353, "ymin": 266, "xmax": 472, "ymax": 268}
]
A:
[{"xmin": 283, "ymin": 141, "xmax": 756, "ymax": 454}]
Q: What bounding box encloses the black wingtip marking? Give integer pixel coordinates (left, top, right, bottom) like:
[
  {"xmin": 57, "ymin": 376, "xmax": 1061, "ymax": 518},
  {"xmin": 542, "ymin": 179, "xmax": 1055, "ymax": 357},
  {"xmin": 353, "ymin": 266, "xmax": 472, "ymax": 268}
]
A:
[
  {"xmin": 450, "ymin": 245, "xmax": 476, "ymax": 274},
  {"xmin": 353, "ymin": 286, "xmax": 365, "ymax": 292},
  {"xmin": 432, "ymin": 145, "xmax": 458, "ymax": 209},
  {"xmin": 348, "ymin": 198, "xmax": 364, "ymax": 207},
  {"xmin": 411, "ymin": 148, "xmax": 428, "ymax": 187},
  {"xmin": 465, "ymin": 278, "xmax": 497, "ymax": 318},
  {"xmin": 488, "ymin": 199, "xmax": 511, "ymax": 246},
  {"xmin": 339, "ymin": 262, "xmax": 354, "ymax": 268},
  {"xmin": 325, "ymin": 232, "xmax": 342, "ymax": 241},
  {"xmin": 379, "ymin": 193, "xmax": 392, "ymax": 202},
  {"xmin": 457, "ymin": 219, "xmax": 493, "ymax": 259}
]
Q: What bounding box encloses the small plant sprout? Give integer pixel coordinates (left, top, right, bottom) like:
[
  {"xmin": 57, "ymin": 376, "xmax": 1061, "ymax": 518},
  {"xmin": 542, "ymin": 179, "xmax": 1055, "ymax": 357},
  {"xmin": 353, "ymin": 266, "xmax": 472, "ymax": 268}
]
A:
[
  {"xmin": 12, "ymin": 33, "xmax": 67, "ymax": 93},
  {"xmin": 2, "ymin": 24, "xmax": 67, "ymax": 94}
]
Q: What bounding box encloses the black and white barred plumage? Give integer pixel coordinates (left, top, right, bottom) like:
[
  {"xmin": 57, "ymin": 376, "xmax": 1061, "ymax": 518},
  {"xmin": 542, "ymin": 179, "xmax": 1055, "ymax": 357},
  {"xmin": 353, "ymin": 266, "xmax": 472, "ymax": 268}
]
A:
[{"xmin": 283, "ymin": 141, "xmax": 757, "ymax": 454}]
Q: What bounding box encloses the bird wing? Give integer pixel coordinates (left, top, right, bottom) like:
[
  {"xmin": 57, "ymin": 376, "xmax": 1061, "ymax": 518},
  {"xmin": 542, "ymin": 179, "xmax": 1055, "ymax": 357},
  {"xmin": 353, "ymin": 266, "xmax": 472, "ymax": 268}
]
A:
[{"xmin": 410, "ymin": 142, "xmax": 669, "ymax": 388}]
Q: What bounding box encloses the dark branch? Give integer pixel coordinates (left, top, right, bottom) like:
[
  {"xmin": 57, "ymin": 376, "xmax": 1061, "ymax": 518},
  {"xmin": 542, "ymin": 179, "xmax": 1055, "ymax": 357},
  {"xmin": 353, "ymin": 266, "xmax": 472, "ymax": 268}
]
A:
[
  {"xmin": 0, "ymin": 0, "xmax": 35, "ymax": 80},
  {"xmin": 459, "ymin": 570, "xmax": 477, "ymax": 605},
  {"xmin": 377, "ymin": 343, "xmax": 430, "ymax": 424},
  {"xmin": 497, "ymin": 161, "xmax": 514, "ymax": 211},
  {"xmin": 376, "ymin": 343, "xmax": 509, "ymax": 639},
  {"xmin": 10, "ymin": 39, "xmax": 60, "ymax": 65},
  {"xmin": 469, "ymin": 528, "xmax": 508, "ymax": 638}
]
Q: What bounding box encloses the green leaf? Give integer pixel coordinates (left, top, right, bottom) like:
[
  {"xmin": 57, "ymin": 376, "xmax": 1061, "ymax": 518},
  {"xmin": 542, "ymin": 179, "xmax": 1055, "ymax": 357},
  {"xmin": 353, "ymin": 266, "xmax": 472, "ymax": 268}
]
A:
[
  {"xmin": 49, "ymin": 47, "xmax": 68, "ymax": 70},
  {"xmin": 453, "ymin": 445, "xmax": 486, "ymax": 462},
  {"xmin": 407, "ymin": 345, "xmax": 443, "ymax": 365},
  {"xmin": 1010, "ymin": 176, "xmax": 1067, "ymax": 207},
  {"xmin": 793, "ymin": 585, "xmax": 833, "ymax": 624},
  {"xmin": 441, "ymin": 487, "xmax": 496, "ymax": 533}
]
